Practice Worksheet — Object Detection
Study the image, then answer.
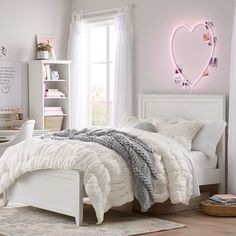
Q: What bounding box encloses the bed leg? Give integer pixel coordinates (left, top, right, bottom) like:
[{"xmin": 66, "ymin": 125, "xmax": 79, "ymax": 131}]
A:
[
  {"xmin": 218, "ymin": 183, "xmax": 226, "ymax": 194},
  {"xmin": 75, "ymin": 215, "xmax": 83, "ymax": 226},
  {"xmin": 75, "ymin": 171, "xmax": 84, "ymax": 226},
  {"xmin": 2, "ymin": 191, "xmax": 9, "ymax": 207},
  {"xmin": 75, "ymin": 198, "xmax": 83, "ymax": 226}
]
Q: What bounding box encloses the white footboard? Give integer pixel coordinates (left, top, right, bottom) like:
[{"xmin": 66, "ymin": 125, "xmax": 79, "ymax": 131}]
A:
[{"xmin": 3, "ymin": 169, "xmax": 84, "ymax": 226}]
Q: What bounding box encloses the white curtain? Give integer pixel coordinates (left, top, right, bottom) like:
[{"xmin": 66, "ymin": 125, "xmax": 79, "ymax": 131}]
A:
[
  {"xmin": 67, "ymin": 15, "xmax": 88, "ymax": 129},
  {"xmin": 228, "ymin": 2, "xmax": 236, "ymax": 194},
  {"xmin": 112, "ymin": 7, "xmax": 133, "ymax": 127}
]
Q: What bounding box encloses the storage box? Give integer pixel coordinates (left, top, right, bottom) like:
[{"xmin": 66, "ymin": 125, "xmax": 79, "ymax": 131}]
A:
[{"xmin": 44, "ymin": 116, "xmax": 63, "ymax": 132}]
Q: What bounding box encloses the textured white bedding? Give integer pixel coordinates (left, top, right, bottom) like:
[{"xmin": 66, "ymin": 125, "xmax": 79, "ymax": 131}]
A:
[
  {"xmin": 189, "ymin": 151, "xmax": 217, "ymax": 169},
  {"xmin": 0, "ymin": 128, "xmax": 200, "ymax": 224}
]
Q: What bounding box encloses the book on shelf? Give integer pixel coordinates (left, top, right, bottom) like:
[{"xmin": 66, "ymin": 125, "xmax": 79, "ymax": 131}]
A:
[
  {"xmin": 44, "ymin": 107, "xmax": 62, "ymax": 110},
  {"xmin": 45, "ymin": 89, "xmax": 66, "ymax": 98},
  {"xmin": 44, "ymin": 107, "xmax": 64, "ymax": 116},
  {"xmin": 208, "ymin": 194, "xmax": 236, "ymax": 205},
  {"xmin": 44, "ymin": 65, "xmax": 51, "ymax": 80}
]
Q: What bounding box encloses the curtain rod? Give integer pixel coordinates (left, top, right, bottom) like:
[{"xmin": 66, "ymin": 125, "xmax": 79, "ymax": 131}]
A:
[
  {"xmin": 72, "ymin": 4, "xmax": 134, "ymax": 21},
  {"xmin": 82, "ymin": 4, "xmax": 134, "ymax": 16}
]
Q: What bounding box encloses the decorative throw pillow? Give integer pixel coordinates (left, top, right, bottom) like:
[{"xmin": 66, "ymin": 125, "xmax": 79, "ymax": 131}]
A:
[
  {"xmin": 156, "ymin": 120, "xmax": 203, "ymax": 151},
  {"xmin": 122, "ymin": 115, "xmax": 140, "ymax": 128},
  {"xmin": 134, "ymin": 122, "xmax": 157, "ymax": 133},
  {"xmin": 152, "ymin": 117, "xmax": 177, "ymax": 127},
  {"xmin": 122, "ymin": 115, "xmax": 152, "ymax": 127},
  {"xmin": 179, "ymin": 118, "xmax": 226, "ymax": 158}
]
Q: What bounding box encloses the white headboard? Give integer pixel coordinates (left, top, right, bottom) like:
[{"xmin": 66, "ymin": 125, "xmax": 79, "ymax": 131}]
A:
[
  {"xmin": 138, "ymin": 94, "xmax": 226, "ymax": 177},
  {"xmin": 138, "ymin": 94, "xmax": 226, "ymax": 121}
]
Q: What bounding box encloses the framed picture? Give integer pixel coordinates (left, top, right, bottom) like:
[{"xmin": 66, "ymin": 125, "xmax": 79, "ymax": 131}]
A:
[
  {"xmin": 0, "ymin": 62, "xmax": 22, "ymax": 109},
  {"xmin": 36, "ymin": 35, "xmax": 56, "ymax": 60}
]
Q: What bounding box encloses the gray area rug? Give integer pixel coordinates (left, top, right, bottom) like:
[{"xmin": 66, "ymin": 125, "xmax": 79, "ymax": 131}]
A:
[{"xmin": 0, "ymin": 204, "xmax": 185, "ymax": 236}]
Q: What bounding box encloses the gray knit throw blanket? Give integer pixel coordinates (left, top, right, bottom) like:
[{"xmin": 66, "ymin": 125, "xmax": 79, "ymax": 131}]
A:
[{"xmin": 42, "ymin": 128, "xmax": 158, "ymax": 211}]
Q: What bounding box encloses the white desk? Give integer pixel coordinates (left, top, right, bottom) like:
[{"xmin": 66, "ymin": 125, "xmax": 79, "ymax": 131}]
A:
[{"xmin": 0, "ymin": 130, "xmax": 48, "ymax": 142}]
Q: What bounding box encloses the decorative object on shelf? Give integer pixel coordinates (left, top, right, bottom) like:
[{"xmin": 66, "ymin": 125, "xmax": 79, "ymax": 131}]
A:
[
  {"xmin": 36, "ymin": 35, "xmax": 56, "ymax": 60},
  {"xmin": 0, "ymin": 107, "xmax": 25, "ymax": 129},
  {"xmin": 44, "ymin": 107, "xmax": 64, "ymax": 131},
  {"xmin": 171, "ymin": 21, "xmax": 218, "ymax": 90},
  {"xmin": 36, "ymin": 43, "xmax": 51, "ymax": 60},
  {"xmin": 0, "ymin": 46, "xmax": 7, "ymax": 57},
  {"xmin": 51, "ymin": 71, "xmax": 60, "ymax": 80},
  {"xmin": 44, "ymin": 115, "xmax": 64, "ymax": 131}
]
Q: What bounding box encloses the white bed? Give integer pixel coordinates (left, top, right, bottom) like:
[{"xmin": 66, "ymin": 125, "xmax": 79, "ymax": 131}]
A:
[
  {"xmin": 2, "ymin": 94, "xmax": 226, "ymax": 226},
  {"xmin": 138, "ymin": 93, "xmax": 226, "ymax": 191},
  {"xmin": 189, "ymin": 151, "xmax": 217, "ymax": 170}
]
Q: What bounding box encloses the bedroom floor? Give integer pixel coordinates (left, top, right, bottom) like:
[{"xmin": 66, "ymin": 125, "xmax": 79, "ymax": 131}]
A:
[{"xmin": 143, "ymin": 209, "xmax": 236, "ymax": 236}]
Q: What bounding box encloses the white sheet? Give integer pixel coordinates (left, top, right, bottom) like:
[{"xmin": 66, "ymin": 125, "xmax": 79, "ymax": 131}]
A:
[{"xmin": 189, "ymin": 151, "xmax": 217, "ymax": 169}]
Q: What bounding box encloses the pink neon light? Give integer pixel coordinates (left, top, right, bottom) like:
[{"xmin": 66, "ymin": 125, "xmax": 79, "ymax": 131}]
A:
[{"xmin": 170, "ymin": 22, "xmax": 216, "ymax": 88}]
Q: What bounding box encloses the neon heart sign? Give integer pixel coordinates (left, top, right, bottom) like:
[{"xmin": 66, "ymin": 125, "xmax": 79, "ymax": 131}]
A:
[{"xmin": 171, "ymin": 22, "xmax": 216, "ymax": 89}]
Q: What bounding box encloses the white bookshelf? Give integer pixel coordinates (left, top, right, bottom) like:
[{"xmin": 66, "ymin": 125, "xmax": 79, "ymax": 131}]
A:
[{"xmin": 29, "ymin": 60, "xmax": 71, "ymax": 130}]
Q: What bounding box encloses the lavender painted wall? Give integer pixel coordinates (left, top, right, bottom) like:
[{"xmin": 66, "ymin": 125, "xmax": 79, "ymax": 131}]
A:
[
  {"xmin": 0, "ymin": 0, "xmax": 71, "ymax": 113},
  {"xmin": 72, "ymin": 0, "xmax": 234, "ymax": 113}
]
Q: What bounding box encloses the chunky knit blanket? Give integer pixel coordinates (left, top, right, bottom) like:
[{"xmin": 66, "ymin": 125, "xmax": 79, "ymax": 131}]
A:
[{"xmin": 43, "ymin": 128, "xmax": 158, "ymax": 212}]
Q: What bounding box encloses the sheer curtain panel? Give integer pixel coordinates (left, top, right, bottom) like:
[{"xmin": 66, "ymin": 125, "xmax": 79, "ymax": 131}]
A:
[
  {"xmin": 228, "ymin": 2, "xmax": 236, "ymax": 194},
  {"xmin": 67, "ymin": 15, "xmax": 88, "ymax": 129},
  {"xmin": 112, "ymin": 7, "xmax": 133, "ymax": 127}
]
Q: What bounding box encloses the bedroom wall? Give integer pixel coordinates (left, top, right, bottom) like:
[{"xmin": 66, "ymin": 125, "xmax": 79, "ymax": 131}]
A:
[
  {"xmin": 0, "ymin": 0, "xmax": 71, "ymax": 115},
  {"xmin": 72, "ymin": 0, "xmax": 235, "ymax": 114}
]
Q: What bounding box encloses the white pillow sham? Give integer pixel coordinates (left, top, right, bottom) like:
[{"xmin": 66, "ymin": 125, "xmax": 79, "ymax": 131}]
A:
[
  {"xmin": 154, "ymin": 119, "xmax": 203, "ymax": 151},
  {"xmin": 122, "ymin": 115, "xmax": 156, "ymax": 128},
  {"xmin": 179, "ymin": 118, "xmax": 226, "ymax": 158},
  {"xmin": 122, "ymin": 115, "xmax": 140, "ymax": 128}
]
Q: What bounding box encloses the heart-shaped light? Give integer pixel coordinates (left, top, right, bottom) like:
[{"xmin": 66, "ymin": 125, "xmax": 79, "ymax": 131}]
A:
[{"xmin": 171, "ymin": 22, "xmax": 215, "ymax": 88}]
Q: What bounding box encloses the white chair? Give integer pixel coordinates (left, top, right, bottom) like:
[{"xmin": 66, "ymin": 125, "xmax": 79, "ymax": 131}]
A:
[{"xmin": 0, "ymin": 120, "xmax": 35, "ymax": 157}]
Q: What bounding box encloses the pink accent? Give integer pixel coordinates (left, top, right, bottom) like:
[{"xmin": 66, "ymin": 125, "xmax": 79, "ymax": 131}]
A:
[{"xmin": 171, "ymin": 22, "xmax": 215, "ymax": 88}]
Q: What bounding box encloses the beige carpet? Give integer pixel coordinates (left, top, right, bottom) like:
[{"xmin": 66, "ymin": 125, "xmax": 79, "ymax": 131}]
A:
[{"xmin": 0, "ymin": 204, "xmax": 185, "ymax": 236}]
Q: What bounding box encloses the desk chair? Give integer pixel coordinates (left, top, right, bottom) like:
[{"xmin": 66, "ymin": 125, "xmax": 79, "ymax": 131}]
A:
[{"xmin": 0, "ymin": 120, "xmax": 35, "ymax": 157}]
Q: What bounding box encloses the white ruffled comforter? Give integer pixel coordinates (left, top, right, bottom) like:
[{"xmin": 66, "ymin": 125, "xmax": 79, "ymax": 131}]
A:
[{"xmin": 0, "ymin": 128, "xmax": 199, "ymax": 224}]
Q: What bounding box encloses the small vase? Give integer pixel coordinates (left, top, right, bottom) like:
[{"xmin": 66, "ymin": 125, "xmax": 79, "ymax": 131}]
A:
[{"xmin": 37, "ymin": 51, "xmax": 49, "ymax": 60}]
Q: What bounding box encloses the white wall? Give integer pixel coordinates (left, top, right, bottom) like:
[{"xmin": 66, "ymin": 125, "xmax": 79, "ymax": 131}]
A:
[
  {"xmin": 72, "ymin": 0, "xmax": 235, "ymax": 114},
  {"xmin": 0, "ymin": 0, "xmax": 71, "ymax": 114}
]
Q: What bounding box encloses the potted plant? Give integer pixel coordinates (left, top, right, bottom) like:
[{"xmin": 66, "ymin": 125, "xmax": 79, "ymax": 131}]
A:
[{"xmin": 36, "ymin": 42, "xmax": 52, "ymax": 60}]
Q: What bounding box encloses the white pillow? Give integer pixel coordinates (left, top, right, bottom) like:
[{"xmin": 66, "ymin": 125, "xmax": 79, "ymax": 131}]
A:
[
  {"xmin": 122, "ymin": 115, "xmax": 141, "ymax": 128},
  {"xmin": 122, "ymin": 115, "xmax": 154, "ymax": 128},
  {"xmin": 156, "ymin": 119, "xmax": 203, "ymax": 151},
  {"xmin": 179, "ymin": 118, "xmax": 226, "ymax": 158},
  {"xmin": 192, "ymin": 119, "xmax": 226, "ymax": 158}
]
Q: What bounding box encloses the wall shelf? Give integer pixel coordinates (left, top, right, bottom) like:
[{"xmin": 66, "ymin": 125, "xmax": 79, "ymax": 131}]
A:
[
  {"xmin": 44, "ymin": 97, "xmax": 67, "ymax": 99},
  {"xmin": 43, "ymin": 80, "xmax": 67, "ymax": 82}
]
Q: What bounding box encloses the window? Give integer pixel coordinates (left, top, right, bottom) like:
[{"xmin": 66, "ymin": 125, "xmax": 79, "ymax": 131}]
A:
[{"xmin": 88, "ymin": 20, "xmax": 117, "ymax": 126}]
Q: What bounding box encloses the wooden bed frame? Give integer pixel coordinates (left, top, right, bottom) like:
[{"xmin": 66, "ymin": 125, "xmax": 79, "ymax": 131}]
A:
[{"xmin": 2, "ymin": 94, "xmax": 226, "ymax": 226}]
